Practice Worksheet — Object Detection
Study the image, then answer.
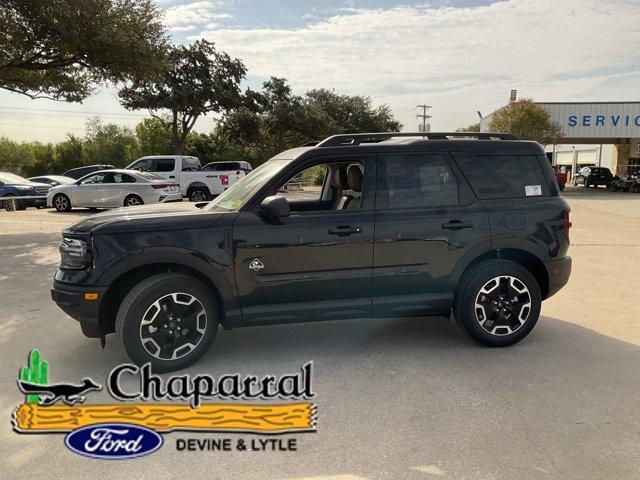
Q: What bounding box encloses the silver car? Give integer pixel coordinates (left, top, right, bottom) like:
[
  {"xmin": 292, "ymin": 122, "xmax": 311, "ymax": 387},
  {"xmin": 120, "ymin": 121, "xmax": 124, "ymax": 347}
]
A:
[{"xmin": 47, "ymin": 170, "xmax": 182, "ymax": 212}]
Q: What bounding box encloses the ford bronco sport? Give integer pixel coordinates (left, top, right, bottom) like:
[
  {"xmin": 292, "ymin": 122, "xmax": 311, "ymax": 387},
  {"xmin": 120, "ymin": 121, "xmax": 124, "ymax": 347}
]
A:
[{"xmin": 51, "ymin": 132, "xmax": 572, "ymax": 372}]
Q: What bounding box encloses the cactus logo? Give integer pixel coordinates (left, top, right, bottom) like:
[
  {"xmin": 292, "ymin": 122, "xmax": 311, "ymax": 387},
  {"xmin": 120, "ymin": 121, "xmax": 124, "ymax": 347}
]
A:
[{"xmin": 16, "ymin": 349, "xmax": 102, "ymax": 406}]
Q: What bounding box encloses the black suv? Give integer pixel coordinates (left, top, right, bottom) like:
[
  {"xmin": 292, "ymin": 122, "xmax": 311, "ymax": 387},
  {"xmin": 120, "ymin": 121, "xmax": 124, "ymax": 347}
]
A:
[
  {"xmin": 572, "ymin": 166, "xmax": 613, "ymax": 188},
  {"xmin": 51, "ymin": 132, "xmax": 572, "ymax": 372}
]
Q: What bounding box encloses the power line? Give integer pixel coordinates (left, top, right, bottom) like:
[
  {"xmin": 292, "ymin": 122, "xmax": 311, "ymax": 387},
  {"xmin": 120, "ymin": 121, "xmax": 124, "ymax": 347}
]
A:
[{"xmin": 0, "ymin": 106, "xmax": 218, "ymax": 123}]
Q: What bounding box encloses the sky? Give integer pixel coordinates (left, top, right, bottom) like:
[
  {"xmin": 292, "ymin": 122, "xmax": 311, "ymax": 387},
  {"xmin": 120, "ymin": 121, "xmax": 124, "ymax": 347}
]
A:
[{"xmin": 1, "ymin": 0, "xmax": 640, "ymax": 143}]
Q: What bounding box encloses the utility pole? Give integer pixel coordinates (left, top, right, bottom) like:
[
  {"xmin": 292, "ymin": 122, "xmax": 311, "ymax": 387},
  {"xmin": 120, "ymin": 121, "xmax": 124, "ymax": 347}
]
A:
[{"xmin": 416, "ymin": 105, "xmax": 432, "ymax": 132}]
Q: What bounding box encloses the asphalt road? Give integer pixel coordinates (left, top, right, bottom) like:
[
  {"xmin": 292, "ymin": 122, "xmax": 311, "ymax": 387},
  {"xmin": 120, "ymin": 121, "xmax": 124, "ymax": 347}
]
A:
[{"xmin": 1, "ymin": 187, "xmax": 640, "ymax": 479}]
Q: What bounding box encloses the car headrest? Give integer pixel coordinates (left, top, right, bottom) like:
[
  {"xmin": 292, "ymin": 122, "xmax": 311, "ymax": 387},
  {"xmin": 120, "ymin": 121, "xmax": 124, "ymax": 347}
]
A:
[
  {"xmin": 331, "ymin": 167, "xmax": 349, "ymax": 189},
  {"xmin": 347, "ymin": 164, "xmax": 363, "ymax": 193}
]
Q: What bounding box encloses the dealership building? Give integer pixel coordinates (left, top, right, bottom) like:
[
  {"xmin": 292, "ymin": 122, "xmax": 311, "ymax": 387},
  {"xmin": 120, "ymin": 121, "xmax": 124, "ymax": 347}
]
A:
[{"xmin": 480, "ymin": 102, "xmax": 640, "ymax": 177}]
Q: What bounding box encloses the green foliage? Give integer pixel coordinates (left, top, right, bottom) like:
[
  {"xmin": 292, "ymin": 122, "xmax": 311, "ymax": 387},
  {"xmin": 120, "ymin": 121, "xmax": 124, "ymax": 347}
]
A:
[
  {"xmin": 456, "ymin": 123, "xmax": 480, "ymax": 132},
  {"xmin": 488, "ymin": 98, "xmax": 564, "ymax": 146},
  {"xmin": 312, "ymin": 166, "xmax": 326, "ymax": 186},
  {"xmin": 0, "ymin": 0, "xmax": 168, "ymax": 102},
  {"xmin": 119, "ymin": 40, "xmax": 246, "ymax": 154},
  {"xmin": 135, "ymin": 116, "xmax": 173, "ymax": 157},
  {"xmin": 19, "ymin": 349, "xmax": 48, "ymax": 404},
  {"xmin": 220, "ymin": 78, "xmax": 402, "ymax": 166}
]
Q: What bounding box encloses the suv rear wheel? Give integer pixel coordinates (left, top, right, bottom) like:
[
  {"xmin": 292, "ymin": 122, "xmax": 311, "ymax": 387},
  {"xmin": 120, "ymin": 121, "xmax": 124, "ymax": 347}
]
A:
[
  {"xmin": 453, "ymin": 260, "xmax": 541, "ymax": 347},
  {"xmin": 115, "ymin": 273, "xmax": 218, "ymax": 372}
]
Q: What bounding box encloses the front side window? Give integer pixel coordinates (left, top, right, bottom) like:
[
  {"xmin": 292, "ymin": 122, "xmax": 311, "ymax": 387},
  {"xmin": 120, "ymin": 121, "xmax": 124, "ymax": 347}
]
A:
[
  {"xmin": 130, "ymin": 159, "xmax": 153, "ymax": 172},
  {"xmin": 275, "ymin": 165, "xmax": 326, "ymax": 204},
  {"xmin": 380, "ymin": 154, "xmax": 459, "ymax": 208}
]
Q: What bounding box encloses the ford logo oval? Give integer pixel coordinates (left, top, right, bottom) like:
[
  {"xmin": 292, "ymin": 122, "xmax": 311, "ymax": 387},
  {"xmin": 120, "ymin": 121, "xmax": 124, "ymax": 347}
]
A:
[{"xmin": 65, "ymin": 423, "xmax": 163, "ymax": 459}]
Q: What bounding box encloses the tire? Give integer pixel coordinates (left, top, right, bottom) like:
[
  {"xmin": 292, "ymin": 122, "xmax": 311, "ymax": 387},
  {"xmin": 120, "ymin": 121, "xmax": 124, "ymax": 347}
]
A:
[
  {"xmin": 605, "ymin": 183, "xmax": 611, "ymax": 190},
  {"xmin": 123, "ymin": 194, "xmax": 144, "ymax": 207},
  {"xmin": 115, "ymin": 273, "xmax": 219, "ymax": 372},
  {"xmin": 453, "ymin": 260, "xmax": 541, "ymax": 347},
  {"xmin": 3, "ymin": 195, "xmax": 25, "ymax": 212},
  {"xmin": 611, "ymin": 184, "xmax": 618, "ymax": 192},
  {"xmin": 188, "ymin": 187, "xmax": 210, "ymax": 202},
  {"xmin": 53, "ymin": 193, "xmax": 72, "ymax": 212},
  {"xmin": 632, "ymin": 184, "xmax": 640, "ymax": 193}
]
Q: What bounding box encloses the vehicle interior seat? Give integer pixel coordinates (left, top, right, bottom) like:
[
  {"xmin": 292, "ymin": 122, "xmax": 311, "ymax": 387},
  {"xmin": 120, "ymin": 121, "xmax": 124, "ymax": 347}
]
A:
[
  {"xmin": 331, "ymin": 166, "xmax": 349, "ymax": 209},
  {"xmin": 342, "ymin": 164, "xmax": 363, "ymax": 209}
]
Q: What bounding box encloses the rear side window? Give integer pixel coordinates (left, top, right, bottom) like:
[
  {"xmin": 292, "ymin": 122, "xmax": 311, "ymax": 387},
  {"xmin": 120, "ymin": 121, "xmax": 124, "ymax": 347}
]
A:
[
  {"xmin": 155, "ymin": 159, "xmax": 176, "ymax": 172},
  {"xmin": 454, "ymin": 154, "xmax": 549, "ymax": 199},
  {"xmin": 379, "ymin": 154, "xmax": 459, "ymax": 209}
]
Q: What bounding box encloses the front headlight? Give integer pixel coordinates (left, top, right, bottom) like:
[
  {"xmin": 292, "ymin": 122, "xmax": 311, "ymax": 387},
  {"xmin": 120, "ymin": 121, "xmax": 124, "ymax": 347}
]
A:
[{"xmin": 59, "ymin": 237, "xmax": 91, "ymax": 269}]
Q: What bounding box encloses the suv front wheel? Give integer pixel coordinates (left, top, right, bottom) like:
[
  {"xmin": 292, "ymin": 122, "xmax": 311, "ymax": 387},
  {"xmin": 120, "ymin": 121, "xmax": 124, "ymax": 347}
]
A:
[
  {"xmin": 453, "ymin": 260, "xmax": 541, "ymax": 347},
  {"xmin": 115, "ymin": 273, "xmax": 219, "ymax": 372}
]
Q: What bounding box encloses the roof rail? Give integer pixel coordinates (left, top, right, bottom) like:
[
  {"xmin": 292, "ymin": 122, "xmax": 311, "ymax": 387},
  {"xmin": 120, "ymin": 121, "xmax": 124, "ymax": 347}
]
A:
[{"xmin": 315, "ymin": 132, "xmax": 519, "ymax": 147}]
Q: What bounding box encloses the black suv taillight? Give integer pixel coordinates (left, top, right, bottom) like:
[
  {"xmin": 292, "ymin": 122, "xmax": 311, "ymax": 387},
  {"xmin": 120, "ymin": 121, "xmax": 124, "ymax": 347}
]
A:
[{"xmin": 564, "ymin": 210, "xmax": 572, "ymax": 243}]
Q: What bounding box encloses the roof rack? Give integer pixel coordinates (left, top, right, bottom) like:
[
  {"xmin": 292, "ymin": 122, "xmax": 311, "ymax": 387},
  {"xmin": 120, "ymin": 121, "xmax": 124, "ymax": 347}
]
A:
[{"xmin": 315, "ymin": 132, "xmax": 519, "ymax": 147}]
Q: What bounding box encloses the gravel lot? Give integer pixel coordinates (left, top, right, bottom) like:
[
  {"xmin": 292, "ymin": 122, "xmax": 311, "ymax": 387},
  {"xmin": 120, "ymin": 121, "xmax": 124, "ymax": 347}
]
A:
[{"xmin": 1, "ymin": 186, "xmax": 640, "ymax": 480}]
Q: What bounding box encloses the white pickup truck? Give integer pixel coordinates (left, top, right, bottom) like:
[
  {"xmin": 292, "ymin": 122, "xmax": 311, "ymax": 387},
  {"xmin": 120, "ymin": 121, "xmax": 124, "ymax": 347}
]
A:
[{"xmin": 126, "ymin": 156, "xmax": 243, "ymax": 202}]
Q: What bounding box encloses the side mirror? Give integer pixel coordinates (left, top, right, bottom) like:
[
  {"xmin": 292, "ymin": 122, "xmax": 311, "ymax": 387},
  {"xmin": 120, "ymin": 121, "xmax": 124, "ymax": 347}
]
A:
[{"xmin": 259, "ymin": 195, "xmax": 290, "ymax": 219}]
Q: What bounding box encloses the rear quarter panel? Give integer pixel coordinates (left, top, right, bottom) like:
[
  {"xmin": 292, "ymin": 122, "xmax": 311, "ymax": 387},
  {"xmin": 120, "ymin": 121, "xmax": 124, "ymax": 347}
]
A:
[{"xmin": 481, "ymin": 196, "xmax": 571, "ymax": 260}]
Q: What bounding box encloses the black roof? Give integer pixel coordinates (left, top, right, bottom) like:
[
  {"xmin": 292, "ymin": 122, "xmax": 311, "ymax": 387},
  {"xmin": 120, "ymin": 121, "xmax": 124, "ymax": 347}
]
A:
[{"xmin": 275, "ymin": 132, "xmax": 545, "ymax": 160}]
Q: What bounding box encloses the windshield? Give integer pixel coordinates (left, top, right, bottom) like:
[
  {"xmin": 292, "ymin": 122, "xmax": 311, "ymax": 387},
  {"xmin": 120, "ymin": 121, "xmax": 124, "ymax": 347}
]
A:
[
  {"xmin": 205, "ymin": 159, "xmax": 290, "ymax": 212},
  {"xmin": 0, "ymin": 173, "xmax": 27, "ymax": 184}
]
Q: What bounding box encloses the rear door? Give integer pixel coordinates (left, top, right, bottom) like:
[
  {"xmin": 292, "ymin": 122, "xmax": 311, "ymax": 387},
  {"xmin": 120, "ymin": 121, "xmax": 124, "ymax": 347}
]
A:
[{"xmin": 372, "ymin": 152, "xmax": 490, "ymax": 316}]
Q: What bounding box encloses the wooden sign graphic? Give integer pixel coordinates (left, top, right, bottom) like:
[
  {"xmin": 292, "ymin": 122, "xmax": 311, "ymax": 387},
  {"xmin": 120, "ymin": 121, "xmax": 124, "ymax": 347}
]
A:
[{"xmin": 14, "ymin": 402, "xmax": 316, "ymax": 433}]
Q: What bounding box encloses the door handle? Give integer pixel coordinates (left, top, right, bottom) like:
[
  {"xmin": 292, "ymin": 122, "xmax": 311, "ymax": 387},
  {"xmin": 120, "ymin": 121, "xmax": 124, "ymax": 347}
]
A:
[
  {"xmin": 442, "ymin": 220, "xmax": 473, "ymax": 230},
  {"xmin": 169, "ymin": 175, "xmax": 176, "ymax": 179},
  {"xmin": 328, "ymin": 225, "xmax": 361, "ymax": 236}
]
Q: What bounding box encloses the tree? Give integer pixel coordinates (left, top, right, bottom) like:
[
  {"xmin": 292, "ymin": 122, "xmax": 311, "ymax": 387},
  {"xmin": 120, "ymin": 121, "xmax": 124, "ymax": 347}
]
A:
[
  {"xmin": 83, "ymin": 117, "xmax": 138, "ymax": 167},
  {"xmin": 488, "ymin": 99, "xmax": 563, "ymax": 146},
  {"xmin": 119, "ymin": 40, "xmax": 246, "ymax": 154},
  {"xmin": 220, "ymin": 78, "xmax": 402, "ymax": 165},
  {"xmin": 0, "ymin": 0, "xmax": 168, "ymax": 102},
  {"xmin": 305, "ymin": 88, "xmax": 402, "ymax": 135},
  {"xmin": 135, "ymin": 116, "xmax": 173, "ymax": 156},
  {"xmin": 456, "ymin": 123, "xmax": 480, "ymax": 133}
]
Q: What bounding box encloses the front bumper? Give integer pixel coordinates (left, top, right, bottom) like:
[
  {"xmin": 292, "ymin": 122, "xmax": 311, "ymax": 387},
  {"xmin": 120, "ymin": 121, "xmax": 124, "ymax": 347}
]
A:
[
  {"xmin": 544, "ymin": 256, "xmax": 572, "ymax": 299},
  {"xmin": 51, "ymin": 280, "xmax": 107, "ymax": 338}
]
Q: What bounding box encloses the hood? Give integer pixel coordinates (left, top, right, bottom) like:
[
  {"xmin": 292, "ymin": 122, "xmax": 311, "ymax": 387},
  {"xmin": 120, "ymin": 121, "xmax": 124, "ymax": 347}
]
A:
[
  {"xmin": 64, "ymin": 202, "xmax": 226, "ymax": 235},
  {"xmin": 11, "ymin": 181, "xmax": 49, "ymax": 189}
]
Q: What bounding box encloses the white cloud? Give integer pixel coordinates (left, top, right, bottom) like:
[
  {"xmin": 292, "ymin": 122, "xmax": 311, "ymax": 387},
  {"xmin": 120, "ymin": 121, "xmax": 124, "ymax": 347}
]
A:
[
  {"xmin": 164, "ymin": 1, "xmax": 231, "ymax": 28},
  {"xmin": 197, "ymin": 0, "xmax": 640, "ymax": 129}
]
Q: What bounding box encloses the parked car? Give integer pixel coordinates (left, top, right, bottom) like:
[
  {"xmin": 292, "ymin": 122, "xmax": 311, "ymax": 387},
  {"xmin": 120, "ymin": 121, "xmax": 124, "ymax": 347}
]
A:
[
  {"xmin": 0, "ymin": 172, "xmax": 51, "ymax": 211},
  {"xmin": 126, "ymin": 156, "xmax": 244, "ymax": 202},
  {"xmin": 47, "ymin": 170, "xmax": 182, "ymax": 212},
  {"xmin": 611, "ymin": 174, "xmax": 640, "ymax": 193},
  {"xmin": 63, "ymin": 164, "xmax": 115, "ymax": 180},
  {"xmin": 572, "ymin": 166, "xmax": 613, "ymax": 188},
  {"xmin": 552, "ymin": 167, "xmax": 567, "ymax": 191},
  {"xmin": 203, "ymin": 161, "xmax": 253, "ymax": 175},
  {"xmin": 51, "ymin": 132, "xmax": 572, "ymax": 372},
  {"xmin": 27, "ymin": 175, "xmax": 75, "ymax": 187}
]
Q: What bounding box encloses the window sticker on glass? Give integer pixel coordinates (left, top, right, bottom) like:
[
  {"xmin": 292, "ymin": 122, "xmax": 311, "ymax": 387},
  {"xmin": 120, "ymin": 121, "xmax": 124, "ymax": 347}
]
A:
[{"xmin": 525, "ymin": 185, "xmax": 542, "ymax": 196}]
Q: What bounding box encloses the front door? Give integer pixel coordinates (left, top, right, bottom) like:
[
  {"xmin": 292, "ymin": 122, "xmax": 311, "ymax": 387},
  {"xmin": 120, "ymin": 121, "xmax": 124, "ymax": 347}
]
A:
[
  {"xmin": 372, "ymin": 152, "xmax": 490, "ymax": 316},
  {"xmin": 73, "ymin": 172, "xmax": 109, "ymax": 207},
  {"xmin": 232, "ymin": 157, "xmax": 376, "ymax": 325}
]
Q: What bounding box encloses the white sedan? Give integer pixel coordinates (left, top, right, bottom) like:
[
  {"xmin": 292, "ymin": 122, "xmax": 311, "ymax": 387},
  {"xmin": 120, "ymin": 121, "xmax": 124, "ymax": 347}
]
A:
[{"xmin": 47, "ymin": 169, "xmax": 182, "ymax": 212}]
